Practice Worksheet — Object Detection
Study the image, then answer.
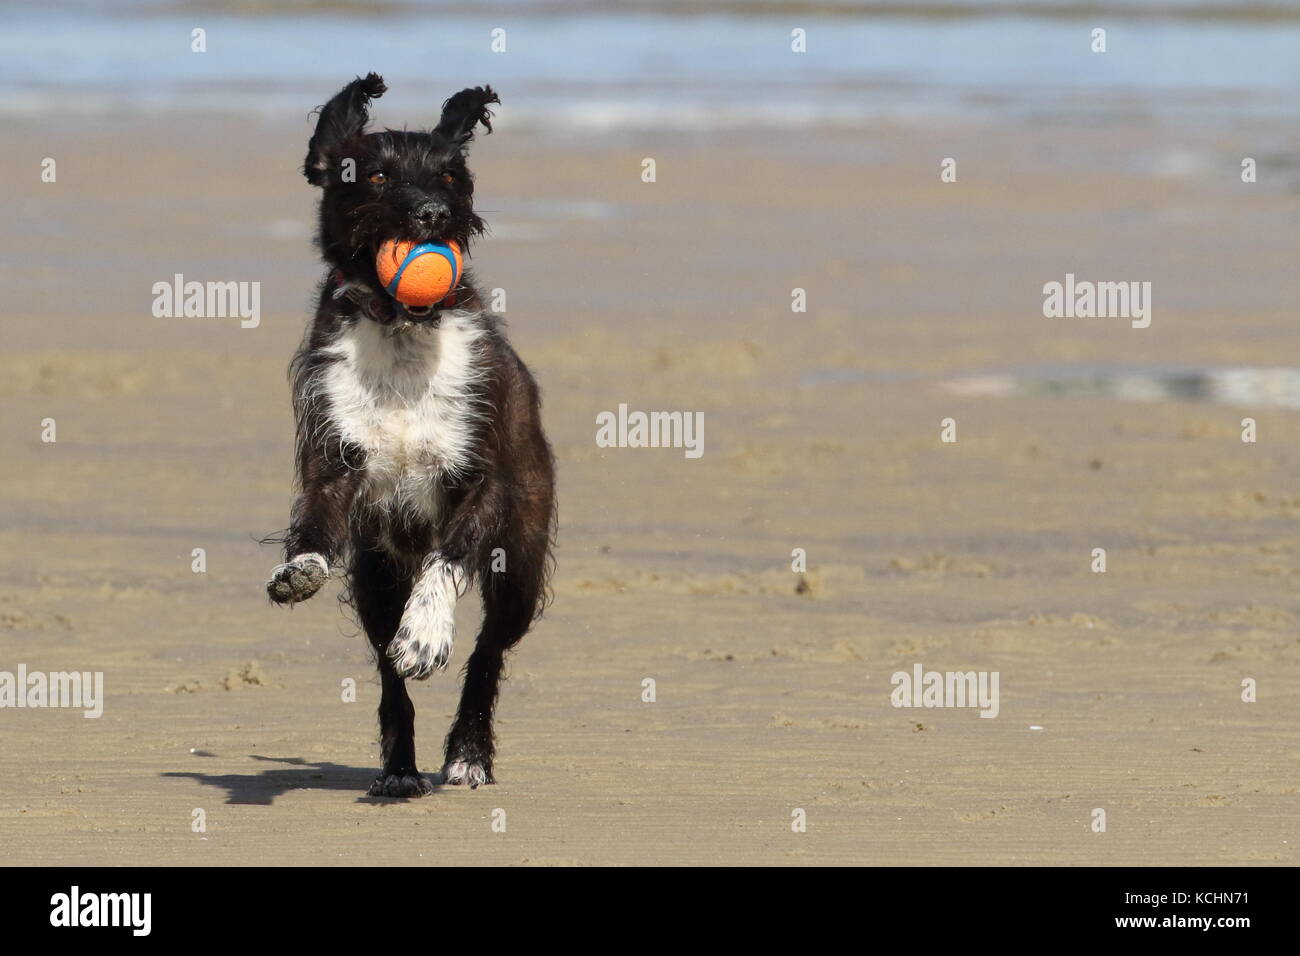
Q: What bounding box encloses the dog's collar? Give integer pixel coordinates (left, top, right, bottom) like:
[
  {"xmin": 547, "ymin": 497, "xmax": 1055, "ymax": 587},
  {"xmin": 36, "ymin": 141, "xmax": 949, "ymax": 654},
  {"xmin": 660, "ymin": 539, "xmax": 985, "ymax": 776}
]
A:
[{"xmin": 330, "ymin": 270, "xmax": 462, "ymax": 325}]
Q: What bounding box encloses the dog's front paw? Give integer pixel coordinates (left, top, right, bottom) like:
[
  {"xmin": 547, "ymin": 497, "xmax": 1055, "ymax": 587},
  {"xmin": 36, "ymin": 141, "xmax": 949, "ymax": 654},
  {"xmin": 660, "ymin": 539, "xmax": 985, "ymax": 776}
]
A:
[
  {"xmin": 367, "ymin": 772, "xmax": 433, "ymax": 798},
  {"xmin": 387, "ymin": 556, "xmax": 460, "ymax": 679},
  {"xmin": 387, "ymin": 617, "xmax": 453, "ymax": 680},
  {"xmin": 266, "ymin": 553, "xmax": 328, "ymax": 605}
]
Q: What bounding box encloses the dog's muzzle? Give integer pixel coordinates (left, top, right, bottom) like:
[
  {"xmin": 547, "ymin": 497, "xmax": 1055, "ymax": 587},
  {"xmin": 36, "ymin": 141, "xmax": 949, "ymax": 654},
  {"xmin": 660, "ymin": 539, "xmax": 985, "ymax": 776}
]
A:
[{"xmin": 332, "ymin": 272, "xmax": 451, "ymax": 328}]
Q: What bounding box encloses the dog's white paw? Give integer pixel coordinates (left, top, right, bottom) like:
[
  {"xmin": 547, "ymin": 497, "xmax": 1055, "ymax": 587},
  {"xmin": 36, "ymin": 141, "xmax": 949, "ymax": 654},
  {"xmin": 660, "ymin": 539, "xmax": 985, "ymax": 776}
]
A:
[
  {"xmin": 442, "ymin": 759, "xmax": 490, "ymax": 788},
  {"xmin": 267, "ymin": 553, "xmax": 328, "ymax": 605},
  {"xmin": 388, "ymin": 555, "xmax": 463, "ymax": 680}
]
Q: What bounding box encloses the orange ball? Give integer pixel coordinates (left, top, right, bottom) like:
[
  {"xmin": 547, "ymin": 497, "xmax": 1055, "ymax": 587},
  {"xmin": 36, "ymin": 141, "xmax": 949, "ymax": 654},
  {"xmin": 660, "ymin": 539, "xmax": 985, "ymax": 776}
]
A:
[{"xmin": 375, "ymin": 239, "xmax": 463, "ymax": 307}]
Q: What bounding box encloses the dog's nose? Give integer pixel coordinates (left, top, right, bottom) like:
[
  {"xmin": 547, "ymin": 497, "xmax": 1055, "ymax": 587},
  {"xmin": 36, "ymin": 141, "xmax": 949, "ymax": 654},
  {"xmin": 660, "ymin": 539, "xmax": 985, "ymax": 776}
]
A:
[{"xmin": 415, "ymin": 201, "xmax": 448, "ymax": 224}]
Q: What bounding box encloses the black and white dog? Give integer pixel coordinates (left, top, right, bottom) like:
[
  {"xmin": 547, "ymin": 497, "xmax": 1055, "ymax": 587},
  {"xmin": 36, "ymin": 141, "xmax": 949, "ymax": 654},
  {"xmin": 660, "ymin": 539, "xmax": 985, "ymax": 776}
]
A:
[{"xmin": 267, "ymin": 74, "xmax": 555, "ymax": 797}]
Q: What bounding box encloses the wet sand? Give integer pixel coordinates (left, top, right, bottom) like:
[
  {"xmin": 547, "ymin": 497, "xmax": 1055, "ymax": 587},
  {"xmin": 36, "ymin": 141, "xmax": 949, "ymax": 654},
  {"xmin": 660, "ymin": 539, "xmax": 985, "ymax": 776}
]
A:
[{"xmin": 0, "ymin": 117, "xmax": 1296, "ymax": 864}]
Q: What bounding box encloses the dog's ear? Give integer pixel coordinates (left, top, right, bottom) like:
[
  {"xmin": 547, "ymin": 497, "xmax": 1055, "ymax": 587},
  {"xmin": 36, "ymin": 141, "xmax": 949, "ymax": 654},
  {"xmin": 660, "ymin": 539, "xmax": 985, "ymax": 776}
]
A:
[
  {"xmin": 303, "ymin": 73, "xmax": 387, "ymax": 186},
  {"xmin": 435, "ymin": 86, "xmax": 500, "ymax": 148}
]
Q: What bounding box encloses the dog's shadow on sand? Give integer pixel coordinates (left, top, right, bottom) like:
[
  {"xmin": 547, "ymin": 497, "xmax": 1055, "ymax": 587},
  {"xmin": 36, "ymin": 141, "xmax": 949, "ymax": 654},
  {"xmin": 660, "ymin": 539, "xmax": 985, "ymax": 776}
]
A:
[{"xmin": 163, "ymin": 754, "xmax": 447, "ymax": 805}]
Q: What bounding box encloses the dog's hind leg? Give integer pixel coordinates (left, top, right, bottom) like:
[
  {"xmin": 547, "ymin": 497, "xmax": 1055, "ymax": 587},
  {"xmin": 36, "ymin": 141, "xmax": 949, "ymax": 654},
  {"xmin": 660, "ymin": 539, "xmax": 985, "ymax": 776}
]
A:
[
  {"xmin": 441, "ymin": 612, "xmax": 521, "ymax": 788},
  {"xmin": 353, "ymin": 545, "xmax": 433, "ymax": 798},
  {"xmin": 442, "ymin": 513, "xmax": 550, "ymax": 788}
]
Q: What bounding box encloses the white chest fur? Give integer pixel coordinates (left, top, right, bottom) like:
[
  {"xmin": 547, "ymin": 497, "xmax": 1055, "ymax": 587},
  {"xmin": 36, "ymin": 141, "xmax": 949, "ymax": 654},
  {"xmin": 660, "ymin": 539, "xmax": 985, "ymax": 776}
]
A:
[{"xmin": 318, "ymin": 311, "xmax": 486, "ymax": 522}]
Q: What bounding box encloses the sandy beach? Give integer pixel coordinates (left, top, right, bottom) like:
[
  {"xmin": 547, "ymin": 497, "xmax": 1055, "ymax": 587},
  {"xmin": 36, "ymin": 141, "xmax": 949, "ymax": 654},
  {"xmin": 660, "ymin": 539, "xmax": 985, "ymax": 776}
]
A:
[{"xmin": 1, "ymin": 107, "xmax": 1297, "ymax": 865}]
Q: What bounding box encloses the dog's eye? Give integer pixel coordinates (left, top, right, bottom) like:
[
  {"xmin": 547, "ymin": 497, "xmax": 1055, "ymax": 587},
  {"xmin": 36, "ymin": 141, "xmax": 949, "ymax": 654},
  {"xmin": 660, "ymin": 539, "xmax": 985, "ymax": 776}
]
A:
[
  {"xmin": 368, "ymin": 171, "xmax": 387, "ymax": 185},
  {"xmin": 441, "ymin": 172, "xmax": 454, "ymax": 186}
]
